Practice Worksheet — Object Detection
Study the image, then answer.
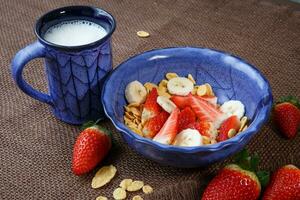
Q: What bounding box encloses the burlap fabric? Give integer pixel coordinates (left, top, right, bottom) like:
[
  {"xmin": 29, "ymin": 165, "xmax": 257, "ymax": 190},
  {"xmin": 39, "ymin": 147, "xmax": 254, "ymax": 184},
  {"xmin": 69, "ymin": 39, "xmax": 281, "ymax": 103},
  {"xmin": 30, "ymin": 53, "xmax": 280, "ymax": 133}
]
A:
[{"xmin": 1, "ymin": 0, "xmax": 299, "ymax": 199}]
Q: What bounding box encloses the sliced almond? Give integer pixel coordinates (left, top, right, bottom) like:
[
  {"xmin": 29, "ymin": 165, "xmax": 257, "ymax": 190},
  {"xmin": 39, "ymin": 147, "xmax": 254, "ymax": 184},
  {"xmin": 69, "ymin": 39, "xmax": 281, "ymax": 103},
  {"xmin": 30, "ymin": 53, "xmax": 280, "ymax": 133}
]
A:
[
  {"xmin": 127, "ymin": 180, "xmax": 144, "ymax": 192},
  {"xmin": 142, "ymin": 185, "xmax": 153, "ymax": 194},
  {"xmin": 239, "ymin": 116, "xmax": 248, "ymax": 132},
  {"xmin": 242, "ymin": 125, "xmax": 248, "ymax": 131},
  {"xmin": 129, "ymin": 126, "xmax": 143, "ymax": 136},
  {"xmin": 202, "ymin": 136, "xmax": 211, "ymax": 145},
  {"xmin": 187, "ymin": 74, "xmax": 196, "ymax": 85},
  {"xmin": 166, "ymin": 73, "xmax": 178, "ymax": 80},
  {"xmin": 137, "ymin": 31, "xmax": 150, "ymax": 38},
  {"xmin": 210, "ymin": 139, "xmax": 217, "ymax": 144},
  {"xmin": 113, "ymin": 188, "xmax": 127, "ymax": 200},
  {"xmin": 227, "ymin": 129, "xmax": 237, "ymax": 138},
  {"xmin": 91, "ymin": 165, "xmax": 117, "ymax": 189},
  {"xmin": 158, "ymin": 89, "xmax": 171, "ymax": 98}
]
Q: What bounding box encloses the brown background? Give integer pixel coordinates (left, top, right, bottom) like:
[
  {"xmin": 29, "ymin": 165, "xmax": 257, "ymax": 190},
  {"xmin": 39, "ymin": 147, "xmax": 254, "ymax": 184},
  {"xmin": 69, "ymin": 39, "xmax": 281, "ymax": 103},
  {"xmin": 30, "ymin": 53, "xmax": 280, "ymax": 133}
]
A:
[{"xmin": 0, "ymin": 0, "xmax": 299, "ymax": 199}]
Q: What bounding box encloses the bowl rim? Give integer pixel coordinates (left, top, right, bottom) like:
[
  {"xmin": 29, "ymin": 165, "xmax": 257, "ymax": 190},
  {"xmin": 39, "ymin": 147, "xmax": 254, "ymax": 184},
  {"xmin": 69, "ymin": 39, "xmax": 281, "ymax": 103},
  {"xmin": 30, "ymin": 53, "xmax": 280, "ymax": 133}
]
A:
[{"xmin": 101, "ymin": 46, "xmax": 273, "ymax": 153}]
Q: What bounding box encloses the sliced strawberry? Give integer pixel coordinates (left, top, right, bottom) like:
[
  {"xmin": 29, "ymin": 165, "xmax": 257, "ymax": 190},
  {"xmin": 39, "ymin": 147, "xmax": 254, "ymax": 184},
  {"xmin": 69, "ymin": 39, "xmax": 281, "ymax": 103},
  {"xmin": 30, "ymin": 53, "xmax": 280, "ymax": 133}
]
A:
[
  {"xmin": 170, "ymin": 95, "xmax": 189, "ymax": 109},
  {"xmin": 153, "ymin": 108, "xmax": 180, "ymax": 145},
  {"xmin": 178, "ymin": 107, "xmax": 196, "ymax": 132},
  {"xmin": 188, "ymin": 94, "xmax": 225, "ymax": 128},
  {"xmin": 171, "ymin": 94, "xmax": 218, "ymax": 109},
  {"xmin": 195, "ymin": 95, "xmax": 218, "ymax": 106},
  {"xmin": 142, "ymin": 111, "xmax": 169, "ymax": 138},
  {"xmin": 187, "ymin": 121, "xmax": 214, "ymax": 138},
  {"xmin": 141, "ymin": 88, "xmax": 161, "ymax": 122},
  {"xmin": 217, "ymin": 115, "xmax": 241, "ymax": 142}
]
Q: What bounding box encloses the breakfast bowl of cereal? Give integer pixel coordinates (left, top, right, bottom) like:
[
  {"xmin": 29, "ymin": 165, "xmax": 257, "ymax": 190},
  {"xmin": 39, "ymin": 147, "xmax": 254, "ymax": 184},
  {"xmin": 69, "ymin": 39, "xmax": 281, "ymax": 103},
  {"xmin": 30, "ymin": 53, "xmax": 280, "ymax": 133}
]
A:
[{"xmin": 101, "ymin": 47, "xmax": 273, "ymax": 168}]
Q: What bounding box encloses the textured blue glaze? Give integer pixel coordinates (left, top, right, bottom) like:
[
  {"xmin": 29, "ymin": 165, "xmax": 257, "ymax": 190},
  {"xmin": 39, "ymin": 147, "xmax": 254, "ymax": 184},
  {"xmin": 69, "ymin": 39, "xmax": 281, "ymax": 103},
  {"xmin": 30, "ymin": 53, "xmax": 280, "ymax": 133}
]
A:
[
  {"xmin": 102, "ymin": 47, "xmax": 273, "ymax": 168},
  {"xmin": 11, "ymin": 6, "xmax": 115, "ymax": 124}
]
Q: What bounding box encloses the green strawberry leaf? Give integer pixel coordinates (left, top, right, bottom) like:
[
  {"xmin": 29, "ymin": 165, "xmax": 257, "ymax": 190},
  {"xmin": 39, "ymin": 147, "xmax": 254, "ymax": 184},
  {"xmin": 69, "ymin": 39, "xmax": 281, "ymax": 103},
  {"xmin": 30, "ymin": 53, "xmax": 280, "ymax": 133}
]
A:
[
  {"xmin": 257, "ymin": 171, "xmax": 270, "ymax": 188},
  {"xmin": 250, "ymin": 152, "xmax": 259, "ymax": 172},
  {"xmin": 234, "ymin": 149, "xmax": 260, "ymax": 172},
  {"xmin": 80, "ymin": 121, "xmax": 96, "ymax": 131},
  {"xmin": 277, "ymin": 95, "xmax": 300, "ymax": 108},
  {"xmin": 80, "ymin": 119, "xmax": 103, "ymax": 131}
]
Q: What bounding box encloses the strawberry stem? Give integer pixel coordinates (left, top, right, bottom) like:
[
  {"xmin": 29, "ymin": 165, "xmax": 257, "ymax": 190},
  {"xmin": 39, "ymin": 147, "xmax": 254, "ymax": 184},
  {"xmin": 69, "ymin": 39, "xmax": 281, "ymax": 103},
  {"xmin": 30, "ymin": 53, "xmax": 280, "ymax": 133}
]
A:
[
  {"xmin": 234, "ymin": 149, "xmax": 270, "ymax": 188},
  {"xmin": 277, "ymin": 95, "xmax": 300, "ymax": 108}
]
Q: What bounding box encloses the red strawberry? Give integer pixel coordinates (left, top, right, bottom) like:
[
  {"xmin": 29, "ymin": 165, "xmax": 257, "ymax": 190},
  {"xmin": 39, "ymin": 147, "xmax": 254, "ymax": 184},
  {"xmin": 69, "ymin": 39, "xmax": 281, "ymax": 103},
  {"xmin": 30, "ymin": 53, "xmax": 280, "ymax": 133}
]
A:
[
  {"xmin": 262, "ymin": 164, "xmax": 300, "ymax": 200},
  {"xmin": 171, "ymin": 94, "xmax": 218, "ymax": 109},
  {"xmin": 273, "ymin": 96, "xmax": 300, "ymax": 139},
  {"xmin": 202, "ymin": 164, "xmax": 261, "ymax": 200},
  {"xmin": 141, "ymin": 88, "xmax": 162, "ymax": 123},
  {"xmin": 195, "ymin": 95, "xmax": 218, "ymax": 106},
  {"xmin": 217, "ymin": 115, "xmax": 241, "ymax": 142},
  {"xmin": 153, "ymin": 108, "xmax": 179, "ymax": 145},
  {"xmin": 142, "ymin": 111, "xmax": 169, "ymax": 138},
  {"xmin": 72, "ymin": 125, "xmax": 111, "ymax": 176},
  {"xmin": 188, "ymin": 94, "xmax": 225, "ymax": 128},
  {"xmin": 186, "ymin": 121, "xmax": 214, "ymax": 138},
  {"xmin": 178, "ymin": 107, "xmax": 196, "ymax": 132},
  {"xmin": 170, "ymin": 95, "xmax": 189, "ymax": 109}
]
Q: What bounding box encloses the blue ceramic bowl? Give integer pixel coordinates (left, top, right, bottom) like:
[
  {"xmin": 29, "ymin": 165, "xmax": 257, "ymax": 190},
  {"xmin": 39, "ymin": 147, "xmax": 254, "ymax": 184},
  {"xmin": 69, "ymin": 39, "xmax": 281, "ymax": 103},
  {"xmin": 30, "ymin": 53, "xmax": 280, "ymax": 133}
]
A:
[{"xmin": 102, "ymin": 47, "xmax": 273, "ymax": 168}]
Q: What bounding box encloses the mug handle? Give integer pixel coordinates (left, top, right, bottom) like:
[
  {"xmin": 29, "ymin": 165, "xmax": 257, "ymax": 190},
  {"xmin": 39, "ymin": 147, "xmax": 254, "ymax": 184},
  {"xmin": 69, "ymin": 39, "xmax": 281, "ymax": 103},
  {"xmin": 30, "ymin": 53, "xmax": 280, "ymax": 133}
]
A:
[{"xmin": 11, "ymin": 41, "xmax": 53, "ymax": 106}]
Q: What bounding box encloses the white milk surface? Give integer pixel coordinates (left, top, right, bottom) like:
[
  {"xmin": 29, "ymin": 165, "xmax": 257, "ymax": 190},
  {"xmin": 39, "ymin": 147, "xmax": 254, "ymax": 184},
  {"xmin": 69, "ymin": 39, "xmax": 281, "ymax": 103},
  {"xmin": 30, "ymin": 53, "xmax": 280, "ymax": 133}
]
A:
[{"xmin": 44, "ymin": 20, "xmax": 107, "ymax": 46}]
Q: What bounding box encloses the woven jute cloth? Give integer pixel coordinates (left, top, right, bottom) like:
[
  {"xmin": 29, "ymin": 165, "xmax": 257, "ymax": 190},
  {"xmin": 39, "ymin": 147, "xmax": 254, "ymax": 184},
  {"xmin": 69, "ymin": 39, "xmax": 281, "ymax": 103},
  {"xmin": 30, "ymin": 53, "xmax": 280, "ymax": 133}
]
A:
[{"xmin": 0, "ymin": 0, "xmax": 299, "ymax": 199}]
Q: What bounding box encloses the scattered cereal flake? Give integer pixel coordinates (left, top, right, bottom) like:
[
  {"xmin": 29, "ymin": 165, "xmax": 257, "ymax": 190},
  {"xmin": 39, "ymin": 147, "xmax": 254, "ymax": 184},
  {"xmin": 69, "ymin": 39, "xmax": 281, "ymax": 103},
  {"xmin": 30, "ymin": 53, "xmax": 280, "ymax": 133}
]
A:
[
  {"xmin": 166, "ymin": 72, "xmax": 178, "ymax": 80},
  {"xmin": 128, "ymin": 102, "xmax": 141, "ymax": 108},
  {"xmin": 144, "ymin": 82, "xmax": 158, "ymax": 93},
  {"xmin": 188, "ymin": 74, "xmax": 196, "ymax": 84},
  {"xmin": 120, "ymin": 179, "xmax": 133, "ymax": 189},
  {"xmin": 125, "ymin": 112, "xmax": 135, "ymax": 120},
  {"xmin": 132, "ymin": 195, "xmax": 144, "ymax": 200},
  {"xmin": 137, "ymin": 31, "xmax": 150, "ymax": 38},
  {"xmin": 129, "ymin": 125, "xmax": 143, "ymax": 136},
  {"xmin": 157, "ymin": 89, "xmax": 171, "ymax": 98},
  {"xmin": 130, "ymin": 107, "xmax": 141, "ymax": 116},
  {"xmin": 113, "ymin": 187, "xmax": 127, "ymax": 200},
  {"xmin": 91, "ymin": 165, "xmax": 117, "ymax": 189},
  {"xmin": 142, "ymin": 185, "xmax": 153, "ymax": 194},
  {"xmin": 191, "ymin": 86, "xmax": 198, "ymax": 95},
  {"xmin": 127, "ymin": 180, "xmax": 144, "ymax": 192},
  {"xmin": 96, "ymin": 196, "xmax": 108, "ymax": 200},
  {"xmin": 227, "ymin": 129, "xmax": 236, "ymax": 138},
  {"xmin": 196, "ymin": 85, "xmax": 207, "ymax": 96},
  {"xmin": 159, "ymin": 79, "xmax": 168, "ymax": 88}
]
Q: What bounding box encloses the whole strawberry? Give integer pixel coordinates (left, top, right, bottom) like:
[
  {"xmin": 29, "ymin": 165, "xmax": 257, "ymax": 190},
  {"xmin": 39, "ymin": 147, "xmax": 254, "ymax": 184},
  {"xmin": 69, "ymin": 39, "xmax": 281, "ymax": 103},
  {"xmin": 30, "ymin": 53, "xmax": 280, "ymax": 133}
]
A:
[
  {"xmin": 72, "ymin": 123, "xmax": 111, "ymax": 176},
  {"xmin": 202, "ymin": 164, "xmax": 261, "ymax": 200},
  {"xmin": 262, "ymin": 165, "xmax": 300, "ymax": 200},
  {"xmin": 274, "ymin": 96, "xmax": 300, "ymax": 139},
  {"xmin": 202, "ymin": 149, "xmax": 269, "ymax": 200}
]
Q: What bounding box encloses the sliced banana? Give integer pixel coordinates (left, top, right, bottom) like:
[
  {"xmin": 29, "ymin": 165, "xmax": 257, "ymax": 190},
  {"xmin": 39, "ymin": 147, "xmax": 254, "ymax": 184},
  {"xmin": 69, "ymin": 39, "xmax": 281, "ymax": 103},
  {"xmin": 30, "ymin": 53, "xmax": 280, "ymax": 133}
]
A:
[
  {"xmin": 173, "ymin": 129, "xmax": 203, "ymax": 147},
  {"xmin": 157, "ymin": 96, "xmax": 177, "ymax": 113},
  {"xmin": 125, "ymin": 81, "xmax": 147, "ymax": 104},
  {"xmin": 220, "ymin": 100, "xmax": 245, "ymax": 119},
  {"xmin": 167, "ymin": 77, "xmax": 194, "ymax": 96}
]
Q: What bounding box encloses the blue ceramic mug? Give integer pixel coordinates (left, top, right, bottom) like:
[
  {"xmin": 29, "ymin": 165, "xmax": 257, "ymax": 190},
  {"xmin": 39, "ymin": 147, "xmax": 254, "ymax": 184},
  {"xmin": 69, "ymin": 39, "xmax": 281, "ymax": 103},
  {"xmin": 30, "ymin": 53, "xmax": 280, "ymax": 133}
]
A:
[{"xmin": 11, "ymin": 6, "xmax": 116, "ymax": 124}]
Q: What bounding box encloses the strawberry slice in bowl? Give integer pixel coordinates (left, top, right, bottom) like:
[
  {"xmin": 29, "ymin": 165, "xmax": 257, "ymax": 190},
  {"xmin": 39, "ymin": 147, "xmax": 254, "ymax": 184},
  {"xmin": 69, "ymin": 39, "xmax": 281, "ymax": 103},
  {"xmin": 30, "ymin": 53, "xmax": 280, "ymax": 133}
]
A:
[
  {"xmin": 188, "ymin": 94, "xmax": 226, "ymax": 128},
  {"xmin": 141, "ymin": 88, "xmax": 162, "ymax": 123},
  {"xmin": 153, "ymin": 108, "xmax": 180, "ymax": 145}
]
